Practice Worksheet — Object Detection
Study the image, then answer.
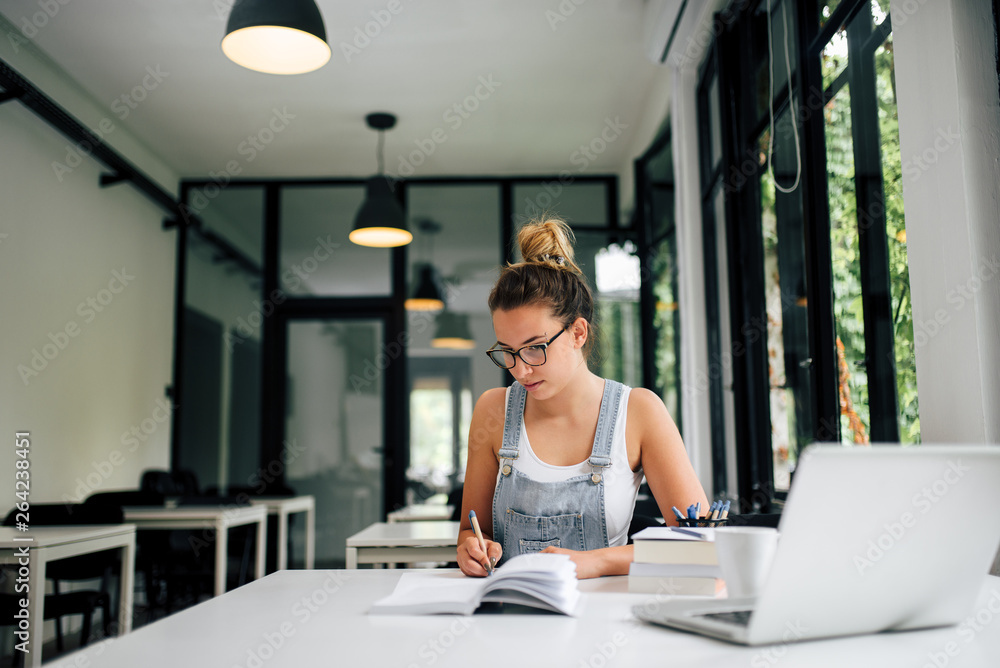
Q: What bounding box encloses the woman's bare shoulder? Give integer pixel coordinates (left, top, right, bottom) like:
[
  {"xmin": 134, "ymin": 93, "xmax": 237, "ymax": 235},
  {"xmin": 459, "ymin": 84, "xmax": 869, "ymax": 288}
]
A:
[
  {"xmin": 472, "ymin": 387, "xmax": 509, "ymax": 429},
  {"xmin": 626, "ymin": 386, "xmax": 669, "ymax": 419}
]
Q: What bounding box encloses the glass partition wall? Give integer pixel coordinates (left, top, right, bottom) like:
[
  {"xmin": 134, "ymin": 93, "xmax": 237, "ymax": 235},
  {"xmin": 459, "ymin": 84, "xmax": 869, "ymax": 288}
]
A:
[
  {"xmin": 175, "ymin": 185, "xmax": 264, "ymax": 496},
  {"xmin": 173, "ymin": 176, "xmax": 623, "ymax": 567}
]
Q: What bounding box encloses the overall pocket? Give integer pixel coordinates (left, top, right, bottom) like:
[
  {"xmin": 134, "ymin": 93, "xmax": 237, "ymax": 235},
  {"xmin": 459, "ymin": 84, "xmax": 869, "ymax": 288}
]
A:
[{"xmin": 503, "ymin": 508, "xmax": 586, "ymax": 557}]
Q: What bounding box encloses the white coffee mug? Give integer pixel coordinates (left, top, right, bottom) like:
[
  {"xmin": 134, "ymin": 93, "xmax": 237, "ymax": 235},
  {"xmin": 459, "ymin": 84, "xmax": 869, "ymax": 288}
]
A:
[{"xmin": 714, "ymin": 526, "xmax": 779, "ymax": 598}]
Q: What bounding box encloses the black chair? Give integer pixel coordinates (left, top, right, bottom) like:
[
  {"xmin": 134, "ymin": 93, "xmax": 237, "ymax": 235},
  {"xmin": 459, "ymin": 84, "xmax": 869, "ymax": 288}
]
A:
[
  {"xmin": 139, "ymin": 469, "xmax": 183, "ymax": 497},
  {"xmin": 446, "ymin": 485, "xmax": 464, "ymax": 522},
  {"xmin": 83, "ymin": 489, "xmax": 193, "ymax": 617},
  {"xmin": 2, "ymin": 503, "xmax": 124, "ymax": 652},
  {"xmin": 205, "ymin": 484, "xmax": 294, "ymax": 574}
]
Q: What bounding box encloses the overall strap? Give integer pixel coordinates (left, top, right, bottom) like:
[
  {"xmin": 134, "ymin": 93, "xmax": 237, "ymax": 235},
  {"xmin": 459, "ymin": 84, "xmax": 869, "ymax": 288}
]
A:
[
  {"xmin": 588, "ymin": 380, "xmax": 624, "ymax": 477},
  {"xmin": 498, "ymin": 382, "xmax": 527, "ymax": 474}
]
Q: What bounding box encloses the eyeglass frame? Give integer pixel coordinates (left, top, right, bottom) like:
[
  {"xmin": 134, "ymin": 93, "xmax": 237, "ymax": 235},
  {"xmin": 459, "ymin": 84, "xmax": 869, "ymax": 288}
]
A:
[{"xmin": 485, "ymin": 326, "xmax": 568, "ymax": 370}]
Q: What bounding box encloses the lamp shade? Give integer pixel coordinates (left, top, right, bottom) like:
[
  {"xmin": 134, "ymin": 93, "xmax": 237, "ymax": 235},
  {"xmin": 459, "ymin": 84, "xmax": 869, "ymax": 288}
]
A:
[
  {"xmin": 432, "ymin": 312, "xmax": 476, "ymax": 349},
  {"xmin": 405, "ymin": 265, "xmax": 445, "ymax": 312},
  {"xmin": 349, "ymin": 177, "xmax": 412, "ymax": 248},
  {"xmin": 222, "ymin": 0, "xmax": 331, "ymax": 75}
]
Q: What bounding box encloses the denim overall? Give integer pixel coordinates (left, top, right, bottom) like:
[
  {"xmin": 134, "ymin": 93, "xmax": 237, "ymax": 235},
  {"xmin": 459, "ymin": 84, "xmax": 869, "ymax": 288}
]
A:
[{"xmin": 492, "ymin": 379, "xmax": 625, "ymax": 565}]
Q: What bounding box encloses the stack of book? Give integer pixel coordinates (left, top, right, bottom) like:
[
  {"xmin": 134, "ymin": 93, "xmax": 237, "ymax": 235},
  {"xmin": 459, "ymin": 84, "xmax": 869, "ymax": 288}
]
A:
[{"xmin": 628, "ymin": 526, "xmax": 722, "ymax": 596}]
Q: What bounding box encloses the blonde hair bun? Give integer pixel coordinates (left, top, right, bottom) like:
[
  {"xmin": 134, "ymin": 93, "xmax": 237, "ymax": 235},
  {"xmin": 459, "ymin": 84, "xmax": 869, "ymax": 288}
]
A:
[{"xmin": 517, "ymin": 218, "xmax": 581, "ymax": 274}]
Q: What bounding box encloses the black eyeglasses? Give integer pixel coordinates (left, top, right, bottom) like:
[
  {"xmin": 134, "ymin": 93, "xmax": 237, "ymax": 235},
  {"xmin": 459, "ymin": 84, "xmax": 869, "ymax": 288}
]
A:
[{"xmin": 485, "ymin": 327, "xmax": 567, "ymax": 370}]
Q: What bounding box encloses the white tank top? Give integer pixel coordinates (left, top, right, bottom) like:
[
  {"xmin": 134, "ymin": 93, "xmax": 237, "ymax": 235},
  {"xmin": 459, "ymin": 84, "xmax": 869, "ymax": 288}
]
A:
[{"xmin": 498, "ymin": 384, "xmax": 644, "ymax": 546}]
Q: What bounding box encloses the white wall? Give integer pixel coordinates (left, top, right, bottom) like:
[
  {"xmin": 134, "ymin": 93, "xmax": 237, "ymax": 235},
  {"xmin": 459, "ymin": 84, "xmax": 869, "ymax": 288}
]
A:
[
  {"xmin": 892, "ymin": 0, "xmax": 1000, "ymax": 576},
  {"xmin": 0, "ymin": 22, "xmax": 180, "ymax": 507},
  {"xmin": 892, "ymin": 0, "xmax": 1000, "ymax": 445},
  {"xmin": 0, "ymin": 102, "xmax": 176, "ymax": 506}
]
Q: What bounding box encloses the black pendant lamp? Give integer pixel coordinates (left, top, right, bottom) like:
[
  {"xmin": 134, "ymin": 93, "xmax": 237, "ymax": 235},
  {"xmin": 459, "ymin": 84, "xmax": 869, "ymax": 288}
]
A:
[
  {"xmin": 432, "ymin": 312, "xmax": 476, "ymax": 350},
  {"xmin": 222, "ymin": 0, "xmax": 331, "ymax": 75},
  {"xmin": 406, "ymin": 265, "xmax": 445, "ymax": 312},
  {"xmin": 404, "ymin": 220, "xmax": 445, "ymax": 311},
  {"xmin": 350, "ymin": 113, "xmax": 412, "ymax": 248}
]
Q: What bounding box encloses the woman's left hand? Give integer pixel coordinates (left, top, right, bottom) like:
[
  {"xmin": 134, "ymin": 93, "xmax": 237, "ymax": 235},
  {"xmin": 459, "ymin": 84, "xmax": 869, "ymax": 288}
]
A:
[{"xmin": 540, "ymin": 546, "xmax": 606, "ymax": 579}]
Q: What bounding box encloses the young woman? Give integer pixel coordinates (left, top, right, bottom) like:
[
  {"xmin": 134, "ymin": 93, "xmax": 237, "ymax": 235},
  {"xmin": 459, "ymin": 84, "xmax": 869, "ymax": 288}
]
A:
[{"xmin": 457, "ymin": 218, "xmax": 709, "ymax": 579}]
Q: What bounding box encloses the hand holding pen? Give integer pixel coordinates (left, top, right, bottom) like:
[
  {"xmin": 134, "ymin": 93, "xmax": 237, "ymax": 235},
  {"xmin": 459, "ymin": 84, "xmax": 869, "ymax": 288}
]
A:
[{"xmin": 460, "ymin": 510, "xmax": 501, "ymax": 577}]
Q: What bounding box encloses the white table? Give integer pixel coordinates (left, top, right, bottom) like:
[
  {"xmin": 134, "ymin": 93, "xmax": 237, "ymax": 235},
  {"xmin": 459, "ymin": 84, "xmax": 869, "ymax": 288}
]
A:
[
  {"xmin": 123, "ymin": 505, "xmax": 267, "ymax": 596},
  {"xmin": 54, "ymin": 570, "xmax": 1000, "ymax": 667},
  {"xmin": 345, "ymin": 521, "xmax": 459, "ymax": 568},
  {"xmin": 248, "ymin": 495, "xmax": 315, "ymax": 570},
  {"xmin": 0, "ymin": 525, "xmax": 136, "ymax": 668},
  {"xmin": 386, "ymin": 504, "xmax": 454, "ymax": 523}
]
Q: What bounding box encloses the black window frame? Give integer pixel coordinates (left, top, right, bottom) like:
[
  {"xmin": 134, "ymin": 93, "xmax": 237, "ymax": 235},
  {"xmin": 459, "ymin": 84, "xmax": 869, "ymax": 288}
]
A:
[{"xmin": 698, "ymin": 0, "xmax": 907, "ymax": 511}]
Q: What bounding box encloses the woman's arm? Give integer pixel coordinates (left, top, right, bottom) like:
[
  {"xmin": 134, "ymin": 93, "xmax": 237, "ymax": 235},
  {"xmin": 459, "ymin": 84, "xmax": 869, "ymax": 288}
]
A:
[
  {"xmin": 456, "ymin": 388, "xmax": 506, "ymax": 577},
  {"xmin": 543, "ymin": 388, "xmax": 708, "ymax": 579},
  {"xmin": 542, "ymin": 544, "xmax": 635, "ymax": 578},
  {"xmin": 629, "ymin": 387, "xmax": 709, "ymax": 524}
]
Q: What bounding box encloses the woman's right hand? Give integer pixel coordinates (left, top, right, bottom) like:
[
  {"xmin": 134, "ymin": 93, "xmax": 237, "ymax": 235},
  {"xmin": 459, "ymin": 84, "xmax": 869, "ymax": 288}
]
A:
[{"xmin": 457, "ymin": 534, "xmax": 502, "ymax": 577}]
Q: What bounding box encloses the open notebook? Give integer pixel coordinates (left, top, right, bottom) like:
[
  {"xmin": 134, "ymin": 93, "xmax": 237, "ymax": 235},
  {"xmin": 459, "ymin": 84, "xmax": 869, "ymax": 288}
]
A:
[{"xmin": 368, "ymin": 553, "xmax": 580, "ymax": 616}]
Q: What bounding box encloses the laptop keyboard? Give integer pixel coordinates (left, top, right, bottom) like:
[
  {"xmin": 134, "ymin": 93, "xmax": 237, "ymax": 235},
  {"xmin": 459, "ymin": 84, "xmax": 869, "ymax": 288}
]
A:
[{"xmin": 701, "ymin": 610, "xmax": 753, "ymax": 627}]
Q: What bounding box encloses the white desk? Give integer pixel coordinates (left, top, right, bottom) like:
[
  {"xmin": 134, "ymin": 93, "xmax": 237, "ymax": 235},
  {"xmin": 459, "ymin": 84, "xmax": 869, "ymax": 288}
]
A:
[
  {"xmin": 345, "ymin": 521, "xmax": 459, "ymax": 568},
  {"xmin": 386, "ymin": 504, "xmax": 454, "ymax": 523},
  {"xmin": 123, "ymin": 505, "xmax": 267, "ymax": 596},
  {"xmin": 0, "ymin": 525, "xmax": 136, "ymax": 668},
  {"xmin": 55, "ymin": 570, "xmax": 1000, "ymax": 667},
  {"xmin": 248, "ymin": 496, "xmax": 316, "ymax": 570}
]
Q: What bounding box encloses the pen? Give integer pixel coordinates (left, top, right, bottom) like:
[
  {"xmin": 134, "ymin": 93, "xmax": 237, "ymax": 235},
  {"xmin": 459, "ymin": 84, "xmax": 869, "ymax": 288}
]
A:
[
  {"xmin": 720, "ymin": 500, "xmax": 731, "ymax": 520},
  {"xmin": 468, "ymin": 510, "xmax": 495, "ymax": 575},
  {"xmin": 669, "ymin": 526, "xmax": 710, "ymax": 540},
  {"xmin": 672, "ymin": 506, "xmax": 686, "ymax": 522}
]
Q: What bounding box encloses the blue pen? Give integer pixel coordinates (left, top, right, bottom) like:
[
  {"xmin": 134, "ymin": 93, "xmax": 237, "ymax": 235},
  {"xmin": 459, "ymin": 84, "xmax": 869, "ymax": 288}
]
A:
[
  {"xmin": 672, "ymin": 506, "xmax": 686, "ymax": 521},
  {"xmin": 686, "ymin": 504, "xmax": 696, "ymax": 519}
]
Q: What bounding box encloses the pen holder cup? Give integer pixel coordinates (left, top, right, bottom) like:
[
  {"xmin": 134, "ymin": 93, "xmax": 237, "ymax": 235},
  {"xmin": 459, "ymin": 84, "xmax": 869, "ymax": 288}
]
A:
[{"xmin": 677, "ymin": 517, "xmax": 729, "ymax": 528}]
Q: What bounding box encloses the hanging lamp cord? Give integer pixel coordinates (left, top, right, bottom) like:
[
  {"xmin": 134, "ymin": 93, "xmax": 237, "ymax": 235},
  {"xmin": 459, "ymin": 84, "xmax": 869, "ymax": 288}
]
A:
[
  {"xmin": 376, "ymin": 129, "xmax": 385, "ymax": 176},
  {"xmin": 767, "ymin": 0, "xmax": 802, "ymax": 194}
]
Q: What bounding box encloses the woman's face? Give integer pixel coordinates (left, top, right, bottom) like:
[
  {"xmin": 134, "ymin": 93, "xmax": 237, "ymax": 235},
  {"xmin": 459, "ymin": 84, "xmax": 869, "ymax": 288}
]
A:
[{"xmin": 490, "ymin": 304, "xmax": 586, "ymax": 398}]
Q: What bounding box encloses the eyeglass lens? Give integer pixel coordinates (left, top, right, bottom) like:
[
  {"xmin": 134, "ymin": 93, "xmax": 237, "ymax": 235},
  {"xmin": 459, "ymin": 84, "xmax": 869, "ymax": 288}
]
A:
[{"xmin": 488, "ymin": 345, "xmax": 546, "ymax": 369}]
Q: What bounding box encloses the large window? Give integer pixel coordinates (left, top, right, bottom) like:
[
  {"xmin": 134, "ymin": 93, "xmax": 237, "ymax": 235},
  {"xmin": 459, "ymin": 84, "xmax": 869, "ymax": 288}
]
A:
[
  {"xmin": 819, "ymin": 0, "xmax": 917, "ymax": 444},
  {"xmin": 697, "ymin": 0, "xmax": 917, "ymax": 509}
]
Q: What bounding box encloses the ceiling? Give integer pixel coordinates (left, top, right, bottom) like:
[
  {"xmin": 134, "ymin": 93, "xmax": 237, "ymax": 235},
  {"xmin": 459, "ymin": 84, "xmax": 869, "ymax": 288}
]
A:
[{"xmin": 0, "ymin": 0, "xmax": 683, "ymax": 182}]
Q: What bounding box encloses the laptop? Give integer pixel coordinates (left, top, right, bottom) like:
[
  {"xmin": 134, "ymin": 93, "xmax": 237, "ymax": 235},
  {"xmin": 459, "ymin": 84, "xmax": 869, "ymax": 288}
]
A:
[{"xmin": 634, "ymin": 444, "xmax": 1000, "ymax": 645}]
